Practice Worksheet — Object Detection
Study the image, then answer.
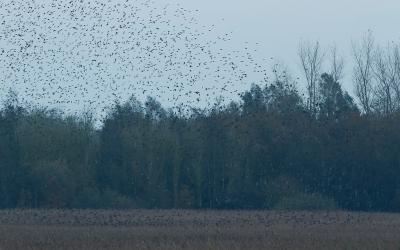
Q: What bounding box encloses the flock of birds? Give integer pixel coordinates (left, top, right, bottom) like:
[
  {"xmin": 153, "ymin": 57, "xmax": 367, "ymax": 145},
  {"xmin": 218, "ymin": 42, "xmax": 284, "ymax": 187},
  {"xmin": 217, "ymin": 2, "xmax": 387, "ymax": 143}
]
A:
[{"xmin": 0, "ymin": 0, "xmax": 277, "ymax": 124}]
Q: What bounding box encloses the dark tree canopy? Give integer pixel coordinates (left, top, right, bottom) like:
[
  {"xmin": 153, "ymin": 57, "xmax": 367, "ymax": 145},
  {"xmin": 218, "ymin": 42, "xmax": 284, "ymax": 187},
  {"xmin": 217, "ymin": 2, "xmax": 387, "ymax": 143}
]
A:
[{"xmin": 0, "ymin": 81, "xmax": 399, "ymax": 212}]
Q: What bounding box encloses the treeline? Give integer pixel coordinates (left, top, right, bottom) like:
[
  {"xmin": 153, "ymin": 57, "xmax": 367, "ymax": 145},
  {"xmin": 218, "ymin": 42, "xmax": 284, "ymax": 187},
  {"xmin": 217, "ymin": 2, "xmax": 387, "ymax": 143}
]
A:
[
  {"xmin": 1, "ymin": 32, "xmax": 400, "ymax": 211},
  {"xmin": 1, "ymin": 66, "xmax": 400, "ymax": 212}
]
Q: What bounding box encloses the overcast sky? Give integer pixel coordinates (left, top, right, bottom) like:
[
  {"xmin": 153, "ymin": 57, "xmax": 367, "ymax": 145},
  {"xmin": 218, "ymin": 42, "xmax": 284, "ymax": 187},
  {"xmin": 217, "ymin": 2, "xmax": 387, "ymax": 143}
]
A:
[
  {"xmin": 1, "ymin": 0, "xmax": 399, "ymax": 123},
  {"xmin": 183, "ymin": 0, "xmax": 400, "ymax": 91}
]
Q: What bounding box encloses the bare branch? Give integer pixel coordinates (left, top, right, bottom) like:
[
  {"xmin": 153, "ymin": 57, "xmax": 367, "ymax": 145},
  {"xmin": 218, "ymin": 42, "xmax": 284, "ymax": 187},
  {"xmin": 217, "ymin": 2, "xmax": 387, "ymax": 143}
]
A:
[
  {"xmin": 392, "ymin": 44, "xmax": 400, "ymax": 108},
  {"xmin": 330, "ymin": 43, "xmax": 346, "ymax": 83},
  {"xmin": 351, "ymin": 30, "xmax": 375, "ymax": 115},
  {"xmin": 271, "ymin": 59, "xmax": 295, "ymax": 89},
  {"xmin": 297, "ymin": 39, "xmax": 326, "ymax": 116},
  {"xmin": 372, "ymin": 43, "xmax": 399, "ymax": 118}
]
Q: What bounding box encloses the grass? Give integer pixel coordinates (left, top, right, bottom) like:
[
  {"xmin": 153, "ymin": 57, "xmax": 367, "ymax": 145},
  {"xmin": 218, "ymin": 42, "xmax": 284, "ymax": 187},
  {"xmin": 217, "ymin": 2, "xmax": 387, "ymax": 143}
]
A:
[{"xmin": 0, "ymin": 209, "xmax": 400, "ymax": 249}]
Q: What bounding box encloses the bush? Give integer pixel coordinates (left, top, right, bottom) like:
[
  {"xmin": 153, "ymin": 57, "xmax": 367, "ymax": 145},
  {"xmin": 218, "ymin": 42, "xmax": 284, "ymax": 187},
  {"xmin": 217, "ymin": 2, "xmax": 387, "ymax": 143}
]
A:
[
  {"xmin": 70, "ymin": 187, "xmax": 103, "ymax": 209},
  {"xmin": 273, "ymin": 192, "xmax": 339, "ymax": 211},
  {"xmin": 71, "ymin": 188, "xmax": 137, "ymax": 209},
  {"xmin": 102, "ymin": 189, "xmax": 137, "ymax": 209},
  {"xmin": 31, "ymin": 160, "xmax": 74, "ymax": 208}
]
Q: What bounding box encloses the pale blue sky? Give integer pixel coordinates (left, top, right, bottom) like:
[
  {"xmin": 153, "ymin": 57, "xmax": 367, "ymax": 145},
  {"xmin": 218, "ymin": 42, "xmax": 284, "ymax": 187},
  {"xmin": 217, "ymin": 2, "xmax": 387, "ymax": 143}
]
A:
[{"xmin": 1, "ymin": 0, "xmax": 399, "ymax": 123}]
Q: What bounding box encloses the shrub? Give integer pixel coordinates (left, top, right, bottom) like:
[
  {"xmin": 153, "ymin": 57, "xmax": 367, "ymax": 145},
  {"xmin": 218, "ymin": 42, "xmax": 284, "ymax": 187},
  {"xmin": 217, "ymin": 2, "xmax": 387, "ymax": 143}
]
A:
[
  {"xmin": 31, "ymin": 160, "xmax": 74, "ymax": 208},
  {"xmin": 70, "ymin": 187, "xmax": 103, "ymax": 209},
  {"xmin": 273, "ymin": 192, "xmax": 339, "ymax": 211},
  {"xmin": 101, "ymin": 189, "xmax": 137, "ymax": 209}
]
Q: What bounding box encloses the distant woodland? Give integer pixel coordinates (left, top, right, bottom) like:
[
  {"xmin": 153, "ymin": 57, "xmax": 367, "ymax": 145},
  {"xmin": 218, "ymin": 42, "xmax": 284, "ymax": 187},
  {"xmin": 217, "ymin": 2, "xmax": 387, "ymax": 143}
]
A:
[{"xmin": 1, "ymin": 34, "xmax": 400, "ymax": 211}]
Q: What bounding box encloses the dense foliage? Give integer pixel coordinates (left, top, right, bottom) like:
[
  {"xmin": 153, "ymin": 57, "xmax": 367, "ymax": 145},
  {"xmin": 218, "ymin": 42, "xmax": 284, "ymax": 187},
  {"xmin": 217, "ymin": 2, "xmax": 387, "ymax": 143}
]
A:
[{"xmin": 1, "ymin": 73, "xmax": 400, "ymax": 212}]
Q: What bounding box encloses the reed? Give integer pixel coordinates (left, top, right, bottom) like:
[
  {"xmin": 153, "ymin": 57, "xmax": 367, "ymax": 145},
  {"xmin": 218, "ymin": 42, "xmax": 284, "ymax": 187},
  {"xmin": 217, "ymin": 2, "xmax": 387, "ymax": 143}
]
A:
[{"xmin": 1, "ymin": 209, "xmax": 399, "ymax": 249}]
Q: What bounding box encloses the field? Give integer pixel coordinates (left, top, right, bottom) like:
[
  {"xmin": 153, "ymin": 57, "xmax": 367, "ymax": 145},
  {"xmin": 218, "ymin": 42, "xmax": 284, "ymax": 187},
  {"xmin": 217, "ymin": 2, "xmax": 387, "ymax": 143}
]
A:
[{"xmin": 0, "ymin": 209, "xmax": 400, "ymax": 250}]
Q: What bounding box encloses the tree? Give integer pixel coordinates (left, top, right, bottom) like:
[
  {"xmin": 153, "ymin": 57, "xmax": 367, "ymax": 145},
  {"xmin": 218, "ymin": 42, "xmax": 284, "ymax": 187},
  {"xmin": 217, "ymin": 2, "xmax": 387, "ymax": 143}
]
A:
[
  {"xmin": 0, "ymin": 89, "xmax": 25, "ymax": 208},
  {"xmin": 329, "ymin": 43, "xmax": 346, "ymax": 84},
  {"xmin": 266, "ymin": 60, "xmax": 303, "ymax": 113},
  {"xmin": 30, "ymin": 160, "xmax": 74, "ymax": 208},
  {"xmin": 298, "ymin": 40, "xmax": 326, "ymax": 117},
  {"xmin": 372, "ymin": 43, "xmax": 400, "ymax": 118},
  {"xmin": 351, "ymin": 30, "xmax": 375, "ymax": 115},
  {"xmin": 97, "ymin": 95, "xmax": 144, "ymax": 193},
  {"xmin": 145, "ymin": 96, "xmax": 167, "ymax": 123},
  {"xmin": 240, "ymin": 83, "xmax": 264, "ymax": 115},
  {"xmin": 318, "ymin": 73, "xmax": 357, "ymax": 120}
]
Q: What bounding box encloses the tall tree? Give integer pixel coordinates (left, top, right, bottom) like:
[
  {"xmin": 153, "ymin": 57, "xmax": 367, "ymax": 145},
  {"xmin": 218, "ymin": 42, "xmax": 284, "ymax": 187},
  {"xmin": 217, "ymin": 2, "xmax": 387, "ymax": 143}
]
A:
[
  {"xmin": 329, "ymin": 43, "xmax": 346, "ymax": 84},
  {"xmin": 372, "ymin": 43, "xmax": 400, "ymax": 118},
  {"xmin": 351, "ymin": 30, "xmax": 375, "ymax": 115},
  {"xmin": 266, "ymin": 60, "xmax": 303, "ymax": 113},
  {"xmin": 318, "ymin": 73, "xmax": 357, "ymax": 120},
  {"xmin": 0, "ymin": 89, "xmax": 25, "ymax": 208},
  {"xmin": 298, "ymin": 40, "xmax": 326, "ymax": 117},
  {"xmin": 145, "ymin": 96, "xmax": 167, "ymax": 123},
  {"xmin": 241, "ymin": 83, "xmax": 264, "ymax": 115}
]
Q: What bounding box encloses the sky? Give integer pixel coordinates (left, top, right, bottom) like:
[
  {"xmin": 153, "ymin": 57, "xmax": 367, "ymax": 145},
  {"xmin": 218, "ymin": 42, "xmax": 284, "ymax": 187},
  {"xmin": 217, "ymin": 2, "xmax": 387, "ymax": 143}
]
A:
[
  {"xmin": 184, "ymin": 0, "xmax": 400, "ymax": 90},
  {"xmin": 1, "ymin": 0, "xmax": 399, "ymax": 125}
]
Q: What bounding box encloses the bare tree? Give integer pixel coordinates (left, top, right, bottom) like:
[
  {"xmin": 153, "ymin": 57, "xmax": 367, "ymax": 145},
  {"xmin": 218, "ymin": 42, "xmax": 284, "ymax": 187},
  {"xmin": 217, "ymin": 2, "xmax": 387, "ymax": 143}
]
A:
[
  {"xmin": 330, "ymin": 43, "xmax": 346, "ymax": 83},
  {"xmin": 391, "ymin": 44, "xmax": 400, "ymax": 111},
  {"xmin": 351, "ymin": 30, "xmax": 375, "ymax": 115},
  {"xmin": 297, "ymin": 40, "xmax": 326, "ymax": 116},
  {"xmin": 372, "ymin": 43, "xmax": 399, "ymax": 118},
  {"xmin": 271, "ymin": 59, "xmax": 297, "ymax": 92}
]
